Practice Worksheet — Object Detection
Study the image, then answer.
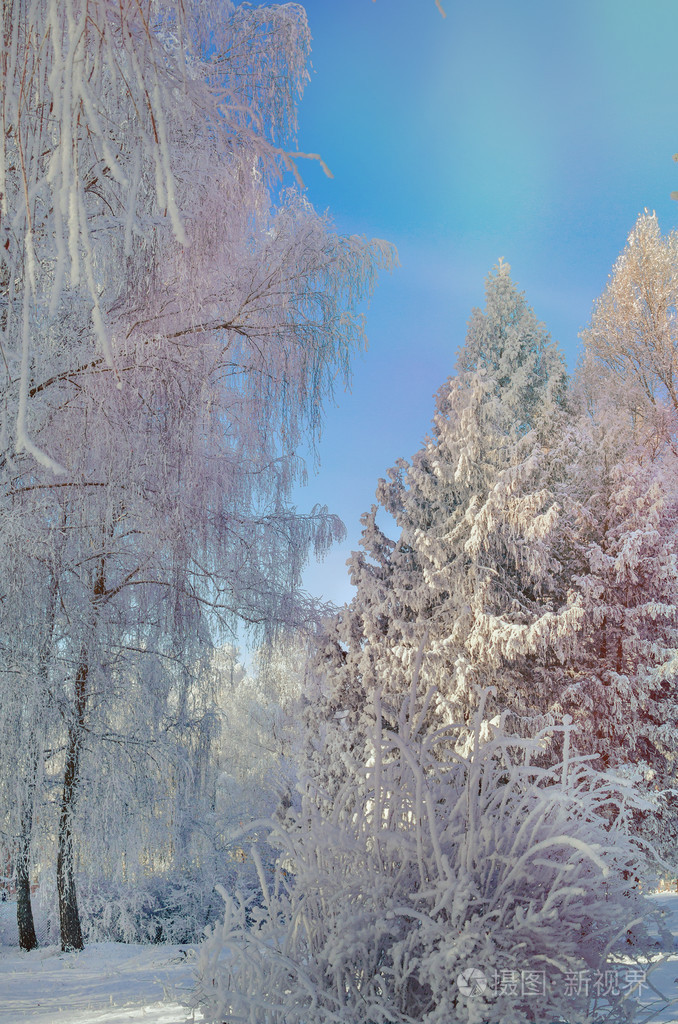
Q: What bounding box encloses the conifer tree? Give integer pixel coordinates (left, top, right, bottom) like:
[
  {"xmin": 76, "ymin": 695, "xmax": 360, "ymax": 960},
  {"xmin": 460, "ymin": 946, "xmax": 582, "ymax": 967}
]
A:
[
  {"xmin": 555, "ymin": 401, "xmax": 678, "ymax": 767},
  {"xmin": 552, "ymin": 211, "xmax": 678, "ymax": 855},
  {"xmin": 553, "ymin": 362, "xmax": 678, "ymax": 860},
  {"xmin": 315, "ymin": 262, "xmax": 577, "ymax": 751}
]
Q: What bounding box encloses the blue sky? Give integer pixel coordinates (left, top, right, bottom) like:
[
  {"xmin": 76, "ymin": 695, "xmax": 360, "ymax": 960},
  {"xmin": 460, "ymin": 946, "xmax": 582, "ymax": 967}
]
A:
[{"xmin": 287, "ymin": 0, "xmax": 678, "ymax": 607}]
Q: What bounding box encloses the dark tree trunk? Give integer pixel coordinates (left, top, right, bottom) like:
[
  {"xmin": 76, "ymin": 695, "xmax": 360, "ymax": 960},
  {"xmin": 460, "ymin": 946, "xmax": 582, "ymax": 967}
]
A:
[
  {"xmin": 16, "ymin": 816, "xmax": 38, "ymax": 951},
  {"xmin": 16, "ymin": 741, "xmax": 39, "ymax": 951},
  {"xmin": 56, "ymin": 559, "xmax": 105, "ymax": 952},
  {"xmin": 16, "ymin": 572, "xmax": 59, "ymax": 950},
  {"xmin": 57, "ymin": 653, "xmax": 88, "ymax": 952}
]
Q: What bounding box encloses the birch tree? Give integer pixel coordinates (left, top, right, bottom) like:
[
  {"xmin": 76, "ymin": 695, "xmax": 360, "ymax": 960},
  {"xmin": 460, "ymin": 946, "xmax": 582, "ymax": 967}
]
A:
[
  {"xmin": 0, "ymin": 0, "xmax": 394, "ymax": 951},
  {"xmin": 1, "ymin": 0, "xmax": 320, "ymax": 462}
]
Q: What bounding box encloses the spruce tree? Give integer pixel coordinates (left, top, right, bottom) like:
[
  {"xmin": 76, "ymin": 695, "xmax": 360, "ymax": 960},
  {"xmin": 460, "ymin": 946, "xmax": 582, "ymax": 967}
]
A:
[
  {"xmin": 315, "ymin": 262, "xmax": 577, "ymax": 748},
  {"xmin": 554, "ymin": 383, "xmax": 678, "ymax": 860}
]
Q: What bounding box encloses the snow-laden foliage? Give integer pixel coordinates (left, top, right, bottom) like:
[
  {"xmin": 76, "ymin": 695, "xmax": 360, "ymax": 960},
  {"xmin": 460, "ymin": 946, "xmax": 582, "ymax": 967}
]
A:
[
  {"xmin": 25, "ymin": 870, "xmax": 225, "ymax": 945},
  {"xmin": 562, "ymin": 210, "xmax": 678, "ymax": 859},
  {"xmin": 1, "ymin": 0, "xmax": 394, "ymax": 474},
  {"xmin": 196, "ymin": 682, "xmax": 657, "ymax": 1024},
  {"xmin": 215, "ymin": 641, "xmax": 306, "ymax": 837},
  {"xmin": 309, "ymin": 255, "xmax": 678, "ymax": 857},
  {"xmin": 315, "ymin": 261, "xmax": 574, "ymax": 750},
  {"xmin": 581, "ymin": 210, "xmax": 678, "ymax": 452},
  {"xmin": 0, "ymin": 0, "xmax": 323, "ymax": 462},
  {"xmin": 15, "ymin": 645, "xmax": 300, "ymax": 947},
  {"xmin": 0, "ymin": 0, "xmax": 395, "ymax": 951},
  {"xmin": 543, "ymin": 383, "xmax": 678, "ymax": 865},
  {"xmin": 555, "ymin": 403, "xmax": 678, "ymax": 773},
  {"xmin": 75, "ymin": 873, "xmax": 226, "ymax": 945}
]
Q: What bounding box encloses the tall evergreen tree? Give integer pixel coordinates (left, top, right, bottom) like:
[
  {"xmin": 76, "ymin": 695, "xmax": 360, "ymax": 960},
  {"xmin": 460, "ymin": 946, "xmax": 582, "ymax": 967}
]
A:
[
  {"xmin": 309, "ymin": 256, "xmax": 678, "ymax": 853},
  {"xmin": 314, "ymin": 262, "xmax": 577, "ymax": 751}
]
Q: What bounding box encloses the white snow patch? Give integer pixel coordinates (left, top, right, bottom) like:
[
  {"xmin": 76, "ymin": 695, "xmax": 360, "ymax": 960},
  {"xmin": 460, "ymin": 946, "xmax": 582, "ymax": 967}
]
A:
[{"xmin": 0, "ymin": 938, "xmax": 202, "ymax": 1024}]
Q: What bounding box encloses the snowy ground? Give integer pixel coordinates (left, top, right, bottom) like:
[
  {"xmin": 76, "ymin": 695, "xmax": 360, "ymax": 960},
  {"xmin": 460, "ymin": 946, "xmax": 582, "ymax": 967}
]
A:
[
  {"xmin": 620, "ymin": 892, "xmax": 678, "ymax": 1023},
  {"xmin": 0, "ymin": 937, "xmax": 202, "ymax": 1024},
  {"xmin": 3, "ymin": 894, "xmax": 678, "ymax": 1023}
]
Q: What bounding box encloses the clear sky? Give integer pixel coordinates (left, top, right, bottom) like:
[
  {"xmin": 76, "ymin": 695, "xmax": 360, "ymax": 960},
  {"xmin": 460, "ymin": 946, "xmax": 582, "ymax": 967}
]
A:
[{"xmin": 287, "ymin": 0, "xmax": 678, "ymax": 608}]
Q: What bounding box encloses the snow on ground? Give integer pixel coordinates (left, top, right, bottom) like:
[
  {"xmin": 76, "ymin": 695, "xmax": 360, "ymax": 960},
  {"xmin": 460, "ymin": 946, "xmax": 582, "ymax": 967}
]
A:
[
  {"xmin": 3, "ymin": 893, "xmax": 678, "ymax": 1023},
  {"xmin": 629, "ymin": 892, "xmax": 678, "ymax": 1023},
  {"xmin": 0, "ymin": 939, "xmax": 202, "ymax": 1024}
]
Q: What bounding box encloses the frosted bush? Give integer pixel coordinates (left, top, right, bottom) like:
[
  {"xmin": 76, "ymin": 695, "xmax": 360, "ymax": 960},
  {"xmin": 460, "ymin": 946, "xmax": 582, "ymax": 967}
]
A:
[
  {"xmin": 196, "ymin": 688, "xmax": 660, "ymax": 1024},
  {"xmin": 25, "ymin": 870, "xmax": 226, "ymax": 946},
  {"xmin": 79, "ymin": 873, "xmax": 229, "ymax": 945}
]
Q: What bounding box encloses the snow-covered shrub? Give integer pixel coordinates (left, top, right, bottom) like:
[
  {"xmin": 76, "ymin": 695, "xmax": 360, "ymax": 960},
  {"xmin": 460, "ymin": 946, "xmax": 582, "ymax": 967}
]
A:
[
  {"xmin": 74, "ymin": 872, "xmax": 227, "ymax": 945},
  {"xmin": 196, "ymin": 686, "xmax": 658, "ymax": 1024},
  {"xmin": 24, "ymin": 860, "xmax": 270, "ymax": 947}
]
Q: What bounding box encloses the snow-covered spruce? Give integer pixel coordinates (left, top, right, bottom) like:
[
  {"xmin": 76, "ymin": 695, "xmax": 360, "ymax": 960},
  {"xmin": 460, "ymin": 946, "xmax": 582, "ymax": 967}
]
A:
[
  {"xmin": 550, "ymin": 394, "xmax": 678, "ymax": 858},
  {"xmin": 309, "ymin": 255, "xmax": 678, "ymax": 862},
  {"xmin": 553, "ymin": 218, "xmax": 678, "ymax": 861},
  {"xmin": 196, "ymin": 686, "xmax": 657, "ymax": 1024},
  {"xmin": 314, "ymin": 261, "xmax": 574, "ymax": 756}
]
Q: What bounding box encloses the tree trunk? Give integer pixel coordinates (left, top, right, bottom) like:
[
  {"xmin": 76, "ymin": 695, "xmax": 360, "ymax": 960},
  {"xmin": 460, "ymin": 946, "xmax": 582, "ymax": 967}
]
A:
[
  {"xmin": 16, "ymin": 740, "xmax": 40, "ymax": 950},
  {"xmin": 16, "ymin": 814, "xmax": 38, "ymax": 951},
  {"xmin": 57, "ymin": 651, "xmax": 88, "ymax": 952},
  {"xmin": 16, "ymin": 571, "xmax": 59, "ymax": 950},
  {"xmin": 57, "ymin": 558, "xmax": 105, "ymax": 952}
]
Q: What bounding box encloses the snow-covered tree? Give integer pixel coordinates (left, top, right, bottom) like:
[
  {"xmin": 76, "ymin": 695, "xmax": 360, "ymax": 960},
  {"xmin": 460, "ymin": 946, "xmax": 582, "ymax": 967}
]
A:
[
  {"xmin": 0, "ymin": 0, "xmax": 394, "ymax": 951},
  {"xmin": 541, "ymin": 257, "xmax": 678, "ymax": 859},
  {"xmin": 557, "ymin": 212, "xmax": 678, "ymax": 856},
  {"xmin": 206, "ymin": 639, "xmax": 307, "ymax": 881},
  {"xmin": 215, "ymin": 640, "xmax": 307, "ymax": 824},
  {"xmin": 549, "ymin": 399, "xmax": 678, "ymax": 865},
  {"xmin": 582, "ymin": 210, "xmax": 678, "ymax": 454},
  {"xmin": 1, "ymin": 0, "xmax": 332, "ymax": 463},
  {"xmin": 315, "ymin": 262, "xmax": 575, "ymax": 758},
  {"xmin": 553, "ymin": 394, "xmax": 678, "ymax": 762}
]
